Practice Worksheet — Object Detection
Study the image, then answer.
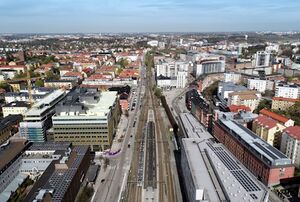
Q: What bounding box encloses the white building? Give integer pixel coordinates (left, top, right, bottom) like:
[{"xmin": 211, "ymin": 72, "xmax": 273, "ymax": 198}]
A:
[
  {"xmin": 147, "ymin": 40, "xmax": 159, "ymax": 47},
  {"xmin": 228, "ymin": 90, "xmax": 262, "ymax": 112},
  {"xmin": 280, "ymin": 126, "xmax": 300, "ymax": 167},
  {"xmin": 275, "ymin": 82, "xmax": 300, "ymax": 99},
  {"xmin": 254, "ymin": 51, "xmax": 271, "ymax": 67},
  {"xmin": 224, "ymin": 72, "xmax": 241, "ymax": 83},
  {"xmin": 155, "ymin": 58, "xmax": 189, "ymax": 88},
  {"xmin": 2, "ymin": 101, "xmax": 29, "ymax": 117},
  {"xmin": 247, "ymin": 78, "xmax": 274, "ymax": 93},
  {"xmin": 19, "ymin": 89, "xmax": 67, "ymax": 142},
  {"xmin": 194, "ymin": 57, "xmax": 225, "ymax": 77}
]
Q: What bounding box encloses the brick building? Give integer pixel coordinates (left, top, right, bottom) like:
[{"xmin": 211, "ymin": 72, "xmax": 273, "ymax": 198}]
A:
[{"xmin": 213, "ymin": 116, "xmax": 295, "ymax": 187}]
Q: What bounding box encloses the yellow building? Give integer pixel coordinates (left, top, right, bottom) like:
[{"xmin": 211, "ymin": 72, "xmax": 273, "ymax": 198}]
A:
[
  {"xmin": 271, "ymin": 97, "xmax": 300, "ymax": 111},
  {"xmin": 252, "ymin": 115, "xmax": 286, "ymax": 147}
]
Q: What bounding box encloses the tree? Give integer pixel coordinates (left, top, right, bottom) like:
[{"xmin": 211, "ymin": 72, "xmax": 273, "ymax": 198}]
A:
[
  {"xmin": 35, "ymin": 79, "xmax": 44, "ymax": 87},
  {"xmin": 254, "ymin": 99, "xmax": 272, "ymax": 113},
  {"xmin": 45, "ymin": 71, "xmax": 60, "ymax": 80},
  {"xmin": 0, "ymin": 82, "xmax": 11, "ymax": 92},
  {"xmin": 202, "ymin": 81, "xmax": 219, "ymax": 100},
  {"xmin": 154, "ymin": 88, "xmax": 162, "ymax": 98}
]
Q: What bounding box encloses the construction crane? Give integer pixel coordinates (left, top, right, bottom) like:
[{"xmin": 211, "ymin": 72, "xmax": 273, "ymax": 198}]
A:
[{"xmin": 24, "ymin": 50, "xmax": 33, "ymax": 106}]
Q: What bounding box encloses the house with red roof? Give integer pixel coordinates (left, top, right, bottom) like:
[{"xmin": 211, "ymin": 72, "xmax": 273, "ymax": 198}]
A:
[
  {"xmin": 259, "ymin": 109, "xmax": 294, "ymax": 127},
  {"xmin": 252, "ymin": 114, "xmax": 287, "ymax": 147},
  {"xmin": 228, "ymin": 105, "xmax": 251, "ymax": 113},
  {"xmin": 280, "ymin": 126, "xmax": 300, "ymax": 167}
]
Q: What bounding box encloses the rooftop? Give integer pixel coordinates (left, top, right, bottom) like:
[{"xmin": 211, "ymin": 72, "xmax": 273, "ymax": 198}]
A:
[
  {"xmin": 0, "ymin": 140, "xmax": 28, "ymax": 172},
  {"xmin": 284, "ymin": 126, "xmax": 300, "ymax": 140},
  {"xmin": 25, "ymin": 89, "xmax": 67, "ymax": 117},
  {"xmin": 3, "ymin": 101, "xmax": 30, "ymax": 108},
  {"xmin": 54, "ymin": 88, "xmax": 118, "ymax": 117},
  {"xmin": 179, "ymin": 113, "xmax": 268, "ymax": 202},
  {"xmin": 254, "ymin": 115, "xmax": 278, "ymax": 129},
  {"xmin": 218, "ymin": 117, "xmax": 292, "ymax": 167},
  {"xmin": 272, "ymin": 97, "xmax": 300, "ymax": 102},
  {"xmin": 260, "ymin": 109, "xmax": 289, "ymax": 124}
]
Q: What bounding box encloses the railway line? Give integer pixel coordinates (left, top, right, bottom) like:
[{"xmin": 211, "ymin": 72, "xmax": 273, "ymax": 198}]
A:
[{"xmin": 123, "ymin": 60, "xmax": 179, "ymax": 202}]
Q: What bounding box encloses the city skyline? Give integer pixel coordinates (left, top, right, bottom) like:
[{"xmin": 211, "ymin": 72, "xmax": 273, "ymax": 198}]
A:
[{"xmin": 0, "ymin": 0, "xmax": 300, "ymax": 33}]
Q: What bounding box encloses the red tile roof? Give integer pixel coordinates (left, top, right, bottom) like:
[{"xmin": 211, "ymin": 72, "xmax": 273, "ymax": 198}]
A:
[
  {"xmin": 284, "ymin": 126, "xmax": 300, "ymax": 140},
  {"xmin": 63, "ymin": 71, "xmax": 83, "ymax": 79},
  {"xmin": 259, "ymin": 109, "xmax": 289, "ymax": 124},
  {"xmin": 254, "ymin": 115, "xmax": 278, "ymax": 129},
  {"xmin": 228, "ymin": 105, "xmax": 251, "ymax": 113},
  {"xmin": 272, "ymin": 97, "xmax": 300, "ymax": 102}
]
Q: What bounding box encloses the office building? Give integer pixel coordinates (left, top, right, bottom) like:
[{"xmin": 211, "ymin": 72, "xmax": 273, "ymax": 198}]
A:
[
  {"xmin": 2, "ymin": 101, "xmax": 30, "ymax": 117},
  {"xmin": 247, "ymin": 78, "xmax": 274, "ymax": 93},
  {"xmin": 213, "ymin": 115, "xmax": 295, "ymax": 186},
  {"xmin": 44, "ymin": 79, "xmax": 77, "ymax": 90},
  {"xmin": 194, "ymin": 57, "xmax": 225, "ymax": 77},
  {"xmin": 0, "ymin": 141, "xmax": 91, "ymax": 202},
  {"xmin": 52, "ymin": 88, "xmax": 121, "ymax": 151},
  {"xmin": 272, "ymin": 97, "xmax": 300, "ymax": 111},
  {"xmin": 19, "ymin": 90, "xmax": 67, "ymax": 142},
  {"xmin": 178, "ymin": 113, "xmax": 268, "ymax": 202},
  {"xmin": 24, "ymin": 143, "xmax": 91, "ymax": 202},
  {"xmin": 280, "ymin": 126, "xmax": 300, "ymax": 167},
  {"xmin": 275, "ymin": 82, "xmax": 300, "ymax": 99}
]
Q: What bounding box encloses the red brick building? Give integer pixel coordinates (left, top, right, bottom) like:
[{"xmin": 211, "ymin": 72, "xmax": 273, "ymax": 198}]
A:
[{"xmin": 213, "ymin": 116, "xmax": 295, "ymax": 187}]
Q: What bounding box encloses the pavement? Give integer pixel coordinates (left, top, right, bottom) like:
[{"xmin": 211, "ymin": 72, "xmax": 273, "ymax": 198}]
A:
[{"xmin": 92, "ymin": 64, "xmax": 146, "ymax": 202}]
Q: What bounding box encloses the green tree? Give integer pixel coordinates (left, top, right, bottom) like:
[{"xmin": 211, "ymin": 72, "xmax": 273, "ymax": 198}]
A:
[
  {"xmin": 35, "ymin": 79, "xmax": 44, "ymax": 87},
  {"xmin": 45, "ymin": 71, "xmax": 60, "ymax": 80},
  {"xmin": 202, "ymin": 81, "xmax": 219, "ymax": 100},
  {"xmin": 254, "ymin": 99, "xmax": 272, "ymax": 113},
  {"xmin": 154, "ymin": 87, "xmax": 162, "ymax": 98},
  {"xmin": 0, "ymin": 82, "xmax": 11, "ymax": 92}
]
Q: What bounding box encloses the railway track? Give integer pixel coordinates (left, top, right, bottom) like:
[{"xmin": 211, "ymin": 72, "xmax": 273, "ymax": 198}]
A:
[{"xmin": 124, "ymin": 61, "xmax": 178, "ymax": 202}]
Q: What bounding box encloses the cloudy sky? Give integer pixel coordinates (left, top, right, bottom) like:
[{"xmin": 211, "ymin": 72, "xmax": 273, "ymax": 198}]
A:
[{"xmin": 0, "ymin": 0, "xmax": 299, "ymax": 33}]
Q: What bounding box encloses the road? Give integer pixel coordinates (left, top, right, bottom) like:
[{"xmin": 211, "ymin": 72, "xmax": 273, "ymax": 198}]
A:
[{"xmin": 92, "ymin": 62, "xmax": 146, "ymax": 202}]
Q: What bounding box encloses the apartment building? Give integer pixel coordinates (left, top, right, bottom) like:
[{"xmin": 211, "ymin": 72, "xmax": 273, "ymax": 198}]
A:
[
  {"xmin": 272, "ymin": 97, "xmax": 300, "ymax": 111},
  {"xmin": 228, "ymin": 90, "xmax": 261, "ymax": 112},
  {"xmin": 252, "ymin": 115, "xmax": 286, "ymax": 147},
  {"xmin": 224, "ymin": 72, "xmax": 242, "ymax": 84},
  {"xmin": 254, "ymin": 51, "xmax": 271, "ymax": 67},
  {"xmin": 275, "ymin": 82, "xmax": 300, "ymax": 99},
  {"xmin": 280, "ymin": 126, "xmax": 300, "ymax": 167},
  {"xmin": 2, "ymin": 101, "xmax": 29, "ymax": 117},
  {"xmin": 247, "ymin": 78, "xmax": 274, "ymax": 93},
  {"xmin": 260, "ymin": 109, "xmax": 294, "ymax": 127},
  {"xmin": 0, "ymin": 115, "xmax": 23, "ymax": 145},
  {"xmin": 52, "ymin": 88, "xmax": 121, "ymax": 151}
]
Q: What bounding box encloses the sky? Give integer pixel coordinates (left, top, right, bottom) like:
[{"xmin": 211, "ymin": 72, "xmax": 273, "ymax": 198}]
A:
[{"xmin": 0, "ymin": 0, "xmax": 299, "ymax": 33}]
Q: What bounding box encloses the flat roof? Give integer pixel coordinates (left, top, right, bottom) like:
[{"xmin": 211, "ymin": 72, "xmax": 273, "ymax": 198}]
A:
[
  {"xmin": 25, "ymin": 90, "xmax": 66, "ymax": 116},
  {"xmin": 0, "ymin": 140, "xmax": 28, "ymax": 172},
  {"xmin": 219, "ymin": 118, "xmax": 292, "ymax": 166},
  {"xmin": 3, "ymin": 101, "xmax": 30, "ymax": 108},
  {"xmin": 180, "ymin": 113, "xmax": 268, "ymax": 202}
]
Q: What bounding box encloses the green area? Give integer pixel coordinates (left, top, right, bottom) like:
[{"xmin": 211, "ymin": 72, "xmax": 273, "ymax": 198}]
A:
[
  {"xmin": 240, "ymin": 44, "xmax": 266, "ymax": 59},
  {"xmin": 144, "ymin": 52, "xmax": 154, "ymax": 70},
  {"xmin": 273, "ymin": 102, "xmax": 300, "ymax": 126},
  {"xmin": 116, "ymin": 58, "xmax": 129, "ymax": 69},
  {"xmin": 26, "ymin": 55, "xmax": 58, "ymax": 64},
  {"xmin": 35, "ymin": 79, "xmax": 44, "ymax": 87},
  {"xmin": 202, "ymin": 81, "xmax": 219, "ymax": 100},
  {"xmin": 0, "ymin": 82, "xmax": 11, "ymax": 91},
  {"xmin": 8, "ymin": 177, "xmax": 34, "ymax": 202},
  {"xmin": 77, "ymin": 186, "xmax": 94, "ymax": 202},
  {"xmin": 45, "ymin": 70, "xmax": 60, "ymax": 80},
  {"xmin": 254, "ymin": 99, "xmax": 272, "ymax": 114}
]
